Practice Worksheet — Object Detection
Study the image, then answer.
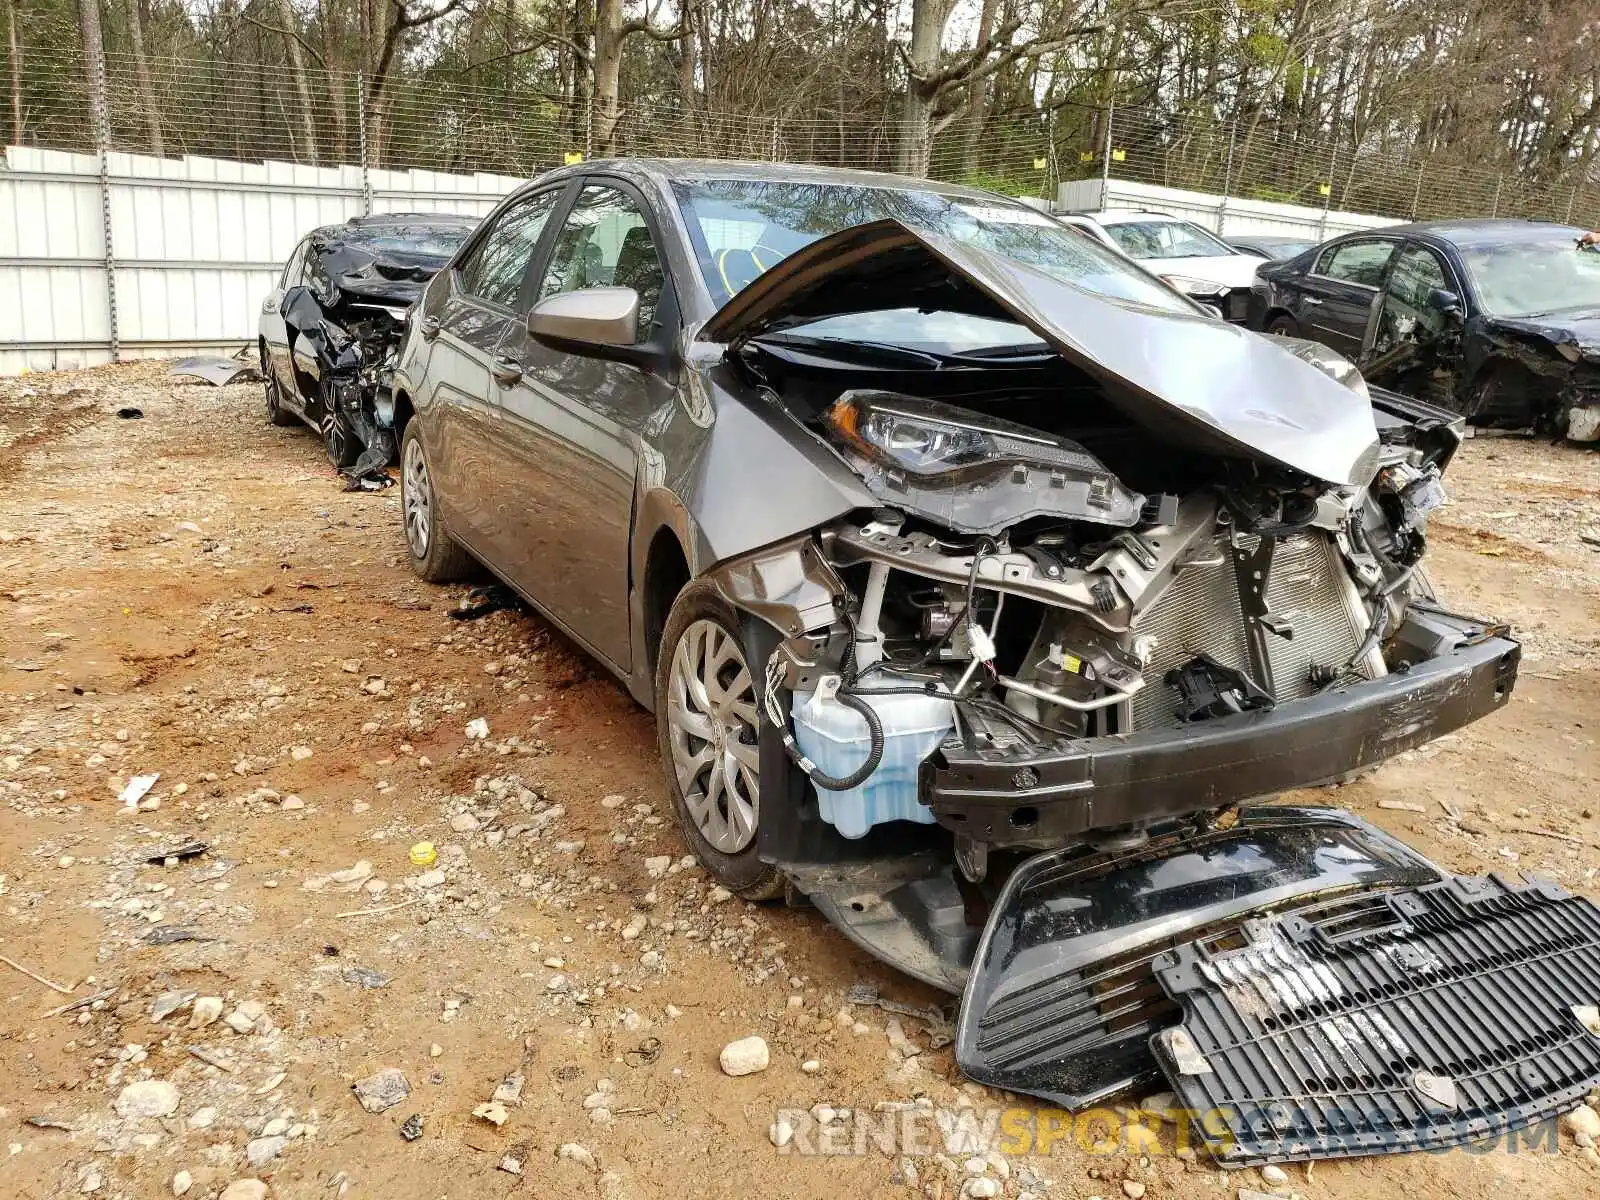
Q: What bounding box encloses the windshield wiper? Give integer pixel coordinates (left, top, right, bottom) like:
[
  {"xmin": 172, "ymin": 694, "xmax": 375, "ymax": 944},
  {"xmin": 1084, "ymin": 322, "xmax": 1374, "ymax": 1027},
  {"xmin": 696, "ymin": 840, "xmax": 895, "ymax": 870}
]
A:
[
  {"xmin": 754, "ymin": 333, "xmax": 949, "ymax": 369},
  {"xmin": 949, "ymin": 342, "xmax": 1053, "ymax": 361}
]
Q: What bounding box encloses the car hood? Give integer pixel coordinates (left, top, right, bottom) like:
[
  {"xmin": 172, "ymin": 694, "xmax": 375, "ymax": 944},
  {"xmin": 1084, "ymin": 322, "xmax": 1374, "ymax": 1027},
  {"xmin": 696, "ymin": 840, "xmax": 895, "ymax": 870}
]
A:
[
  {"xmin": 1132, "ymin": 253, "xmax": 1264, "ymax": 289},
  {"xmin": 700, "ymin": 219, "xmax": 1381, "ymax": 487},
  {"xmin": 310, "ymin": 239, "xmax": 455, "ymax": 308}
]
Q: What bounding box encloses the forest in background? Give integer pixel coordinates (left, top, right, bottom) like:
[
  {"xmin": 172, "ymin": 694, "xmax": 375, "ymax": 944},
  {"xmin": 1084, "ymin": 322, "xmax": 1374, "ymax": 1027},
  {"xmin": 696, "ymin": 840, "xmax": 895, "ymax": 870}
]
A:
[{"xmin": 2, "ymin": 0, "xmax": 1598, "ymax": 220}]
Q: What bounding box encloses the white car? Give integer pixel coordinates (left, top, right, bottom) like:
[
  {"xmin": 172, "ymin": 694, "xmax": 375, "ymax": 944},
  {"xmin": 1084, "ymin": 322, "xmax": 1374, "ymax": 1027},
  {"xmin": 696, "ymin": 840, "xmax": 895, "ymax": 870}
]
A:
[{"xmin": 1056, "ymin": 210, "xmax": 1263, "ymax": 322}]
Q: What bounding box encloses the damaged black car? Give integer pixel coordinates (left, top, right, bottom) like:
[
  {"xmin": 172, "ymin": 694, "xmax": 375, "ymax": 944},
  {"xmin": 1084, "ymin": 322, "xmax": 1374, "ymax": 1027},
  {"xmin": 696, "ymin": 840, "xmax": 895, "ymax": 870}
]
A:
[
  {"xmin": 259, "ymin": 212, "xmax": 479, "ymax": 479},
  {"xmin": 390, "ymin": 163, "xmax": 1594, "ymax": 1163},
  {"xmin": 1252, "ymin": 218, "xmax": 1600, "ymax": 441}
]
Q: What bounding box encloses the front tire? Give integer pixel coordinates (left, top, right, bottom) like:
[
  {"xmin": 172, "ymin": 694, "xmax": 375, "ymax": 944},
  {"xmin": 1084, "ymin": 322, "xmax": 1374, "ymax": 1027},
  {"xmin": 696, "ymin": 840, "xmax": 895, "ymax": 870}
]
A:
[
  {"xmin": 321, "ymin": 402, "xmax": 361, "ymax": 470},
  {"xmin": 399, "ymin": 421, "xmax": 473, "ymax": 583},
  {"xmin": 262, "ymin": 343, "xmax": 297, "ymax": 427},
  {"xmin": 1266, "ymin": 313, "xmax": 1300, "ymax": 338},
  {"xmin": 655, "ymin": 581, "xmax": 782, "ymax": 900}
]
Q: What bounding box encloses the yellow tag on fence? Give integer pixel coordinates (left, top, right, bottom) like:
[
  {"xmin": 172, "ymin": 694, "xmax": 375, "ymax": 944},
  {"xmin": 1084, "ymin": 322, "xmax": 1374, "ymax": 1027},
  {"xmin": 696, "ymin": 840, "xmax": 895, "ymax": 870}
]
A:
[{"xmin": 563, "ymin": 151, "xmax": 584, "ymax": 165}]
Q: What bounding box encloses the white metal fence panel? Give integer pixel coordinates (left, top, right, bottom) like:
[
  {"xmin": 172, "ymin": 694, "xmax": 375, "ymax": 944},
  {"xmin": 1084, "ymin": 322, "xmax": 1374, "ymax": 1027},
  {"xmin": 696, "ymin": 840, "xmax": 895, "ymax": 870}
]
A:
[
  {"xmin": 6, "ymin": 146, "xmax": 1428, "ymax": 376},
  {"xmin": 1055, "ymin": 178, "xmax": 1402, "ymax": 239},
  {"xmin": 0, "ymin": 146, "xmax": 523, "ymax": 375}
]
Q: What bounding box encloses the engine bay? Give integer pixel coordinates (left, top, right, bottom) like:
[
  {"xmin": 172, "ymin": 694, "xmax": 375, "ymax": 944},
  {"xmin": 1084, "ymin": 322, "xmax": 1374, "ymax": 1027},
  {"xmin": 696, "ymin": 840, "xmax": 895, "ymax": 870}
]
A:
[{"xmin": 731, "ymin": 330, "xmax": 1490, "ymax": 862}]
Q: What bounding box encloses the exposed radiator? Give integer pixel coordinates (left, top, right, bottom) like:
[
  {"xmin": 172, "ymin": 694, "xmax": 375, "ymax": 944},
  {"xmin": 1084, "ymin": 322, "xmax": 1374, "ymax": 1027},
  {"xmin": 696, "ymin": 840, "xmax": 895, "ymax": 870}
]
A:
[{"xmin": 1129, "ymin": 533, "xmax": 1369, "ymax": 730}]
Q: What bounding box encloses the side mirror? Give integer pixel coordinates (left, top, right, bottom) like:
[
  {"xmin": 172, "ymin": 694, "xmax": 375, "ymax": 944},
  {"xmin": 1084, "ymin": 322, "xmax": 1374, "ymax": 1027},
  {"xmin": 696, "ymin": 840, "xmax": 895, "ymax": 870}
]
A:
[
  {"xmin": 527, "ymin": 286, "xmax": 639, "ymax": 347},
  {"xmin": 1428, "ymin": 288, "xmax": 1464, "ymax": 320}
]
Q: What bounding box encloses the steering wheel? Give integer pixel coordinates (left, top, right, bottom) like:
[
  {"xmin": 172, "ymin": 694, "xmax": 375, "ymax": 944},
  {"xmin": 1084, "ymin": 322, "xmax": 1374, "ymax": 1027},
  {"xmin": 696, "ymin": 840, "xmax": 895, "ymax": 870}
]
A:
[{"xmin": 715, "ymin": 245, "xmax": 785, "ymax": 297}]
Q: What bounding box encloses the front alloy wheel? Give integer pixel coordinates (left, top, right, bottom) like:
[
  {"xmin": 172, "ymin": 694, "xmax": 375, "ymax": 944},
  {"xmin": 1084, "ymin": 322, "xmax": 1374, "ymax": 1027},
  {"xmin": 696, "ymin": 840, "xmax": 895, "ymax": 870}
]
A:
[
  {"xmin": 666, "ymin": 618, "xmax": 761, "ymax": 854},
  {"xmin": 654, "ymin": 581, "xmax": 781, "ymax": 899}
]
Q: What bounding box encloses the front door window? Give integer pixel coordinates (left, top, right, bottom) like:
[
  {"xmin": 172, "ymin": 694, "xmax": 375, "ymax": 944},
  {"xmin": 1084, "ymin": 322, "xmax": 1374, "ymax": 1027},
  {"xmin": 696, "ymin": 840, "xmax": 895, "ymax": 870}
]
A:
[{"xmin": 536, "ymin": 185, "xmax": 666, "ymax": 340}]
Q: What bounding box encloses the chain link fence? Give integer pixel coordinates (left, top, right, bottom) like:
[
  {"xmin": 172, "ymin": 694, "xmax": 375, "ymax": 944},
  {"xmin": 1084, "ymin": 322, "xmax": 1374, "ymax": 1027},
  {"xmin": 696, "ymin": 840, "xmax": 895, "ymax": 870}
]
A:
[{"xmin": 6, "ymin": 44, "xmax": 1599, "ymax": 227}]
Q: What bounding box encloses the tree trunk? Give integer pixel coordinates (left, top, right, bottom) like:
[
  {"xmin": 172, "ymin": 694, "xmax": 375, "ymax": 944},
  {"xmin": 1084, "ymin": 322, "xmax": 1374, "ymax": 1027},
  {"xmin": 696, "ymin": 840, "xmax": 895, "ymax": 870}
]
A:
[
  {"xmin": 77, "ymin": 0, "xmax": 110, "ymax": 149},
  {"xmin": 590, "ymin": 0, "xmax": 623, "ymax": 155},
  {"xmin": 959, "ymin": 0, "xmax": 1000, "ymax": 160},
  {"xmin": 677, "ymin": 4, "xmax": 695, "ymax": 113},
  {"xmin": 894, "ymin": 0, "xmax": 952, "ymax": 176},
  {"xmin": 126, "ymin": 0, "xmax": 164, "ymax": 154},
  {"xmin": 274, "ymin": 0, "xmax": 320, "ymax": 164},
  {"xmin": 5, "ymin": 0, "xmax": 22, "ymax": 143}
]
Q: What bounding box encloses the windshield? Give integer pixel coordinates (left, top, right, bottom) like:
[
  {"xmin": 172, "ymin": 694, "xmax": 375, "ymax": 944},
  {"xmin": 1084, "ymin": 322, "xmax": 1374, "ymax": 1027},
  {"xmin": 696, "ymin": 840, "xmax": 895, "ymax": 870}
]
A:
[
  {"xmin": 766, "ymin": 310, "xmax": 1050, "ymax": 357},
  {"xmin": 1460, "ymin": 240, "xmax": 1600, "ymax": 318},
  {"xmin": 1105, "ymin": 219, "xmax": 1234, "ymax": 260},
  {"xmin": 1241, "ymin": 239, "xmax": 1315, "ymax": 260},
  {"xmin": 672, "ymin": 178, "xmax": 1194, "ymax": 316}
]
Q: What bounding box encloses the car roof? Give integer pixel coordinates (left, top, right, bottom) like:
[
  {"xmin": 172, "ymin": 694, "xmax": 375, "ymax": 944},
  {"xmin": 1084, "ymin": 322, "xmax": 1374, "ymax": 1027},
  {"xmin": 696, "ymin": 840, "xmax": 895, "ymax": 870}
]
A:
[
  {"xmin": 308, "ymin": 212, "xmax": 479, "ymax": 241},
  {"xmin": 536, "ymin": 157, "xmax": 1035, "ymax": 205},
  {"xmin": 1343, "ymin": 218, "xmax": 1588, "ymax": 249},
  {"xmin": 1082, "ymin": 210, "xmax": 1188, "ymax": 226}
]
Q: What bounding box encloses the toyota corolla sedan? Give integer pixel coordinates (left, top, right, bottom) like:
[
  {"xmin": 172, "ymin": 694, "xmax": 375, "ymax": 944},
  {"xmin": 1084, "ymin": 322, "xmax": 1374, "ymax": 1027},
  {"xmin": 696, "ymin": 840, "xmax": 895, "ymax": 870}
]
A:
[{"xmin": 387, "ymin": 160, "xmax": 1522, "ymax": 1118}]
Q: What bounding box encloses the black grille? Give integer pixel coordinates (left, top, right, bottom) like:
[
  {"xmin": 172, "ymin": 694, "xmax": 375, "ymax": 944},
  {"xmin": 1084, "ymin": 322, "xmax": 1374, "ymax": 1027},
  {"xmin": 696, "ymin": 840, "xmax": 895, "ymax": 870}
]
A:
[
  {"xmin": 1152, "ymin": 875, "xmax": 1600, "ymax": 1165},
  {"xmin": 967, "ymin": 890, "xmax": 1403, "ymax": 1108}
]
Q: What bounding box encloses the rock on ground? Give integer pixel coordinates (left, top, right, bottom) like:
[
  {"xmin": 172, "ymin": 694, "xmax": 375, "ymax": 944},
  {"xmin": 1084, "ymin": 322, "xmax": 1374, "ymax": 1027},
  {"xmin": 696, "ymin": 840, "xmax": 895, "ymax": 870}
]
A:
[
  {"xmin": 114, "ymin": 1080, "xmax": 180, "ymax": 1119},
  {"xmin": 352, "ymin": 1068, "xmax": 411, "ymax": 1113},
  {"xmin": 719, "ymin": 1035, "xmax": 770, "ymax": 1077}
]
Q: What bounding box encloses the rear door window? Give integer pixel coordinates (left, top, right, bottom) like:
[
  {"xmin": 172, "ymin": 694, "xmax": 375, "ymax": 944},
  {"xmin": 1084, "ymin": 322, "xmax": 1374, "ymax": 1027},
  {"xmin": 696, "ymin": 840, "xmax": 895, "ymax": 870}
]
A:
[{"xmin": 457, "ymin": 190, "xmax": 563, "ymax": 310}]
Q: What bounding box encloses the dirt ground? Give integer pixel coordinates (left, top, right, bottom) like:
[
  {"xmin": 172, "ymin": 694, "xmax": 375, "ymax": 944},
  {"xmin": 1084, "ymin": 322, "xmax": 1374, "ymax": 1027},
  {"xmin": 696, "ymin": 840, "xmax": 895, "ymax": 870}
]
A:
[{"xmin": 0, "ymin": 360, "xmax": 1597, "ymax": 1200}]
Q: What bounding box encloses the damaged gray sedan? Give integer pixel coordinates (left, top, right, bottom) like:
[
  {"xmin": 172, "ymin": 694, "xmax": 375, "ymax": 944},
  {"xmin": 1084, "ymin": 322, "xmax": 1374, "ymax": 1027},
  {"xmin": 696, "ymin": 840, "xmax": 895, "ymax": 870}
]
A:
[
  {"xmin": 259, "ymin": 213, "xmax": 477, "ymax": 479},
  {"xmin": 391, "ymin": 162, "xmax": 1596, "ymax": 1163}
]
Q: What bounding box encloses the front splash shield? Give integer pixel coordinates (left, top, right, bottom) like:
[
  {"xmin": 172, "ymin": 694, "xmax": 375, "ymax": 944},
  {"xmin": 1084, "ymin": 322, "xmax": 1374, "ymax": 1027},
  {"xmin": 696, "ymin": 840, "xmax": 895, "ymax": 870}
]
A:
[{"xmin": 954, "ymin": 808, "xmax": 1442, "ymax": 1109}]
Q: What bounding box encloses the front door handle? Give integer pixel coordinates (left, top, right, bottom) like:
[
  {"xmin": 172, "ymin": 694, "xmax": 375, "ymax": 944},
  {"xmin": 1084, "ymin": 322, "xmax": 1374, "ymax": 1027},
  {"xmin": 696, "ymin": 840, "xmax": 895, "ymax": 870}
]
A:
[
  {"xmin": 419, "ymin": 315, "xmax": 442, "ymax": 341},
  {"xmin": 492, "ymin": 355, "xmax": 523, "ymax": 386},
  {"xmin": 1302, "ymin": 295, "xmax": 1324, "ymax": 306}
]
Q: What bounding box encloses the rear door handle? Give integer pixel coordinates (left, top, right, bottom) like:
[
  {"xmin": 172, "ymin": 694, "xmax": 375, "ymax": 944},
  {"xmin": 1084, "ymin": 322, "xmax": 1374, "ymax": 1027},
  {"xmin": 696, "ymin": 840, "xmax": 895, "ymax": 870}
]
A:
[
  {"xmin": 419, "ymin": 315, "xmax": 442, "ymax": 341},
  {"xmin": 492, "ymin": 355, "xmax": 523, "ymax": 386}
]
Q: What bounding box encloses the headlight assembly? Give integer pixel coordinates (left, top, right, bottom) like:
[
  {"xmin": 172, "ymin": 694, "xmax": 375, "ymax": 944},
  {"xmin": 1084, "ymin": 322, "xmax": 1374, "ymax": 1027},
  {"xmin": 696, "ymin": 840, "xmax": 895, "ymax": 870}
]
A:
[
  {"xmin": 818, "ymin": 390, "xmax": 1147, "ymax": 535},
  {"xmin": 825, "ymin": 392, "xmax": 1093, "ymax": 481},
  {"xmin": 1158, "ymin": 274, "xmax": 1229, "ymax": 300}
]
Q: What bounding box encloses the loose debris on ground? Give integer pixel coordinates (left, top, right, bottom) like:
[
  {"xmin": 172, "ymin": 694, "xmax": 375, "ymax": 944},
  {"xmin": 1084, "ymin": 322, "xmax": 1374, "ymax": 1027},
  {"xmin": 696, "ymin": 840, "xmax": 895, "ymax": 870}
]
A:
[{"xmin": 0, "ymin": 360, "xmax": 1597, "ymax": 1198}]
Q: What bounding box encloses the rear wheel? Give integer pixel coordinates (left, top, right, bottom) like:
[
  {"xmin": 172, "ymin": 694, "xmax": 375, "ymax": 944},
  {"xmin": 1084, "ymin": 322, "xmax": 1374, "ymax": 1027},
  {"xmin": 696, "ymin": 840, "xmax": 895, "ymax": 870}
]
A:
[
  {"xmin": 399, "ymin": 421, "xmax": 473, "ymax": 583},
  {"xmin": 261, "ymin": 343, "xmax": 297, "ymax": 427},
  {"xmin": 655, "ymin": 581, "xmax": 782, "ymax": 900},
  {"xmin": 1266, "ymin": 313, "xmax": 1300, "ymax": 338}
]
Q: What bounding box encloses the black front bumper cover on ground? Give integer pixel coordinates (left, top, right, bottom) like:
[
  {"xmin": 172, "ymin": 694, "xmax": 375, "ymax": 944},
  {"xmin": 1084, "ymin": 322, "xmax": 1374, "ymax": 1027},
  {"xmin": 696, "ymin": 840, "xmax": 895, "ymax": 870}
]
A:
[
  {"xmin": 924, "ymin": 632, "xmax": 1519, "ymax": 848},
  {"xmin": 1153, "ymin": 873, "xmax": 1600, "ymax": 1165}
]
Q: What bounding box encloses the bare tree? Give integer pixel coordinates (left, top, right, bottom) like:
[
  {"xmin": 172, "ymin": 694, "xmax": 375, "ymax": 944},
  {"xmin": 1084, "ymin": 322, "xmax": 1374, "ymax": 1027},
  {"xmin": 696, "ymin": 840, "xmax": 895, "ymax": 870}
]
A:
[
  {"xmin": 274, "ymin": 0, "xmax": 321, "ymax": 164},
  {"xmin": 76, "ymin": 0, "xmax": 109, "ymax": 149},
  {"xmin": 5, "ymin": 0, "xmax": 21, "ymax": 143},
  {"xmin": 125, "ymin": 0, "xmax": 162, "ymax": 154},
  {"xmin": 591, "ymin": 0, "xmax": 688, "ymax": 155}
]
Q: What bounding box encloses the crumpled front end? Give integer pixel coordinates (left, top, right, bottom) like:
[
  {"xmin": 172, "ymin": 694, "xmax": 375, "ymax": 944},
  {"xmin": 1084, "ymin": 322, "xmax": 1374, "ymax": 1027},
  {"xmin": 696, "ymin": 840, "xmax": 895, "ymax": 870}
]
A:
[
  {"xmin": 280, "ymin": 232, "xmax": 457, "ymax": 484},
  {"xmin": 722, "ymin": 382, "xmax": 1513, "ymax": 865}
]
